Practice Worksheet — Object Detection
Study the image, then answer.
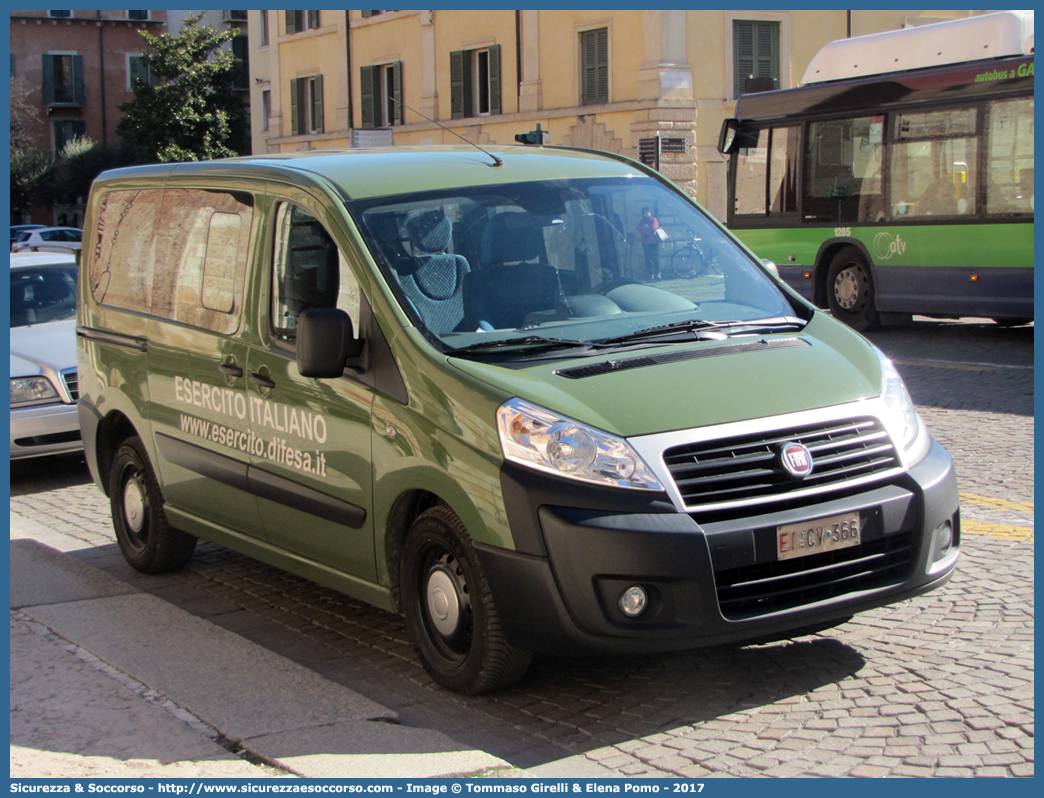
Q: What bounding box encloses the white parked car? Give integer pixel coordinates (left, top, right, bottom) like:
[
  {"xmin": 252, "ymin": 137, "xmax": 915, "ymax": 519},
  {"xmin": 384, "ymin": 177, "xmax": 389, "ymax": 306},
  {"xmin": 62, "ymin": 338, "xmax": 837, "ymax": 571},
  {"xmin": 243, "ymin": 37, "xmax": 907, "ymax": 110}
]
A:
[
  {"xmin": 12, "ymin": 226, "xmax": 83, "ymax": 253},
  {"xmin": 10, "ymin": 252, "xmax": 82, "ymax": 459}
]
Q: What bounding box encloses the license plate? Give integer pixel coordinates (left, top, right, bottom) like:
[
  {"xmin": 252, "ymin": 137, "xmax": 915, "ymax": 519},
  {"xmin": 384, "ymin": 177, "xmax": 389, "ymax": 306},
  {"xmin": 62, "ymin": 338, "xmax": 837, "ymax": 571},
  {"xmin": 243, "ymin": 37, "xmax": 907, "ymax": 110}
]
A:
[{"xmin": 777, "ymin": 512, "xmax": 861, "ymax": 561}]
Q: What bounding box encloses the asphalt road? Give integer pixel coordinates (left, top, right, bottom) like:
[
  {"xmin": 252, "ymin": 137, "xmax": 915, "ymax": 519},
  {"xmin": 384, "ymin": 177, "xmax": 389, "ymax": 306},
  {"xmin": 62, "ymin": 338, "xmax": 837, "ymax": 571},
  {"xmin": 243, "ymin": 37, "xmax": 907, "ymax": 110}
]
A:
[{"xmin": 10, "ymin": 316, "xmax": 1034, "ymax": 776}]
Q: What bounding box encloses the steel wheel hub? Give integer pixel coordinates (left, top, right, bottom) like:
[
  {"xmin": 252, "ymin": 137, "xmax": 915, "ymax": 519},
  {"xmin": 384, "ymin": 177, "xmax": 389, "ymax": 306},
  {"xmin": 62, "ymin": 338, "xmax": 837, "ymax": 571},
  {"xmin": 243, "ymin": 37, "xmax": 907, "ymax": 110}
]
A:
[
  {"xmin": 835, "ymin": 266, "xmax": 864, "ymax": 310},
  {"xmin": 123, "ymin": 475, "xmax": 146, "ymax": 533}
]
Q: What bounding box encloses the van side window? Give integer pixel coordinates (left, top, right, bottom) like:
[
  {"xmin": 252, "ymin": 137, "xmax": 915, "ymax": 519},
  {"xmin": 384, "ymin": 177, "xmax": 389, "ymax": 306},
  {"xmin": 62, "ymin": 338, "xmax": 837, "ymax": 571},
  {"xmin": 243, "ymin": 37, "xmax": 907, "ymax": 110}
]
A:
[
  {"xmin": 152, "ymin": 189, "xmax": 254, "ymax": 334},
  {"xmin": 89, "ymin": 189, "xmax": 165, "ymax": 312},
  {"xmin": 272, "ymin": 202, "xmax": 361, "ymax": 341}
]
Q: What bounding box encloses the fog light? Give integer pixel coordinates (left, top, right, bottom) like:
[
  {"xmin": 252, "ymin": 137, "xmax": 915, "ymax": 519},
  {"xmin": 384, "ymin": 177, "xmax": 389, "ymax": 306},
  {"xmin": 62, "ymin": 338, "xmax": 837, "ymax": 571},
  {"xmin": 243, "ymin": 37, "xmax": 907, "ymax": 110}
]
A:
[
  {"xmin": 619, "ymin": 586, "xmax": 648, "ymax": 617},
  {"xmin": 934, "ymin": 520, "xmax": 953, "ymax": 560}
]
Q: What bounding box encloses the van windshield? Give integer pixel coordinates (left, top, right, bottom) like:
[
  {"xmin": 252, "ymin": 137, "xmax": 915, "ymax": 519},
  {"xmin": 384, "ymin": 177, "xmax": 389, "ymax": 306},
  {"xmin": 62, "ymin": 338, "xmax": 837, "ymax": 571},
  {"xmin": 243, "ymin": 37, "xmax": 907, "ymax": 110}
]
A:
[{"xmin": 350, "ymin": 177, "xmax": 800, "ymax": 355}]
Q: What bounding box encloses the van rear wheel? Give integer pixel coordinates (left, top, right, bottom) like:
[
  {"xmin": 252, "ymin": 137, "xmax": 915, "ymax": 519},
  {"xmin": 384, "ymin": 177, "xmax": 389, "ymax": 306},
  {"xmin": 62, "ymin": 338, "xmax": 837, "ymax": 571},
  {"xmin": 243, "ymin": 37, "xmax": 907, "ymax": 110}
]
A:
[
  {"xmin": 401, "ymin": 506, "xmax": 532, "ymax": 694},
  {"xmin": 110, "ymin": 436, "xmax": 196, "ymax": 573}
]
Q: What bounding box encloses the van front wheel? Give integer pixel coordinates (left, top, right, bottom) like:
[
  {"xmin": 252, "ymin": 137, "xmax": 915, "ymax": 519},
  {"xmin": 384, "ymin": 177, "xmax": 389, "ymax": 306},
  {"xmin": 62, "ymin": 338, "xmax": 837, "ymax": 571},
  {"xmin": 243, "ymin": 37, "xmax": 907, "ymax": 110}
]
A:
[
  {"xmin": 401, "ymin": 507, "xmax": 532, "ymax": 694},
  {"xmin": 110, "ymin": 436, "xmax": 196, "ymax": 573}
]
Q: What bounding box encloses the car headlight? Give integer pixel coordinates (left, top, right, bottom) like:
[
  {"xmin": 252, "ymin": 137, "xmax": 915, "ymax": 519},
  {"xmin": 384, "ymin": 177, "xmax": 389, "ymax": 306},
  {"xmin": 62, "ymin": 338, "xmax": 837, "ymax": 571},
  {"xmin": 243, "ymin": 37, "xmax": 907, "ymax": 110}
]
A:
[
  {"xmin": 876, "ymin": 351, "xmax": 922, "ymax": 450},
  {"xmin": 11, "ymin": 376, "xmax": 60, "ymax": 406},
  {"xmin": 496, "ymin": 398, "xmax": 663, "ymax": 490}
]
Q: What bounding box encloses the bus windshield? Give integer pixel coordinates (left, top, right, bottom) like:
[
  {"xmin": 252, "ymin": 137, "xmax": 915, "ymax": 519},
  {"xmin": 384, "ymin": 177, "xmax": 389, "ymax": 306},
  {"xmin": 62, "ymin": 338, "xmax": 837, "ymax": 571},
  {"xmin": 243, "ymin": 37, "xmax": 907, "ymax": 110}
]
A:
[{"xmin": 351, "ymin": 177, "xmax": 799, "ymax": 355}]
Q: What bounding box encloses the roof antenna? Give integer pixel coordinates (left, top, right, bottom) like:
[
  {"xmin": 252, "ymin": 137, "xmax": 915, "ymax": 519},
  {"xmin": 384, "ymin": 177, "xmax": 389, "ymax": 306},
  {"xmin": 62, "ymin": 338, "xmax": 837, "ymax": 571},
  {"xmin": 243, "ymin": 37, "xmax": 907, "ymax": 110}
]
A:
[{"xmin": 390, "ymin": 96, "xmax": 504, "ymax": 167}]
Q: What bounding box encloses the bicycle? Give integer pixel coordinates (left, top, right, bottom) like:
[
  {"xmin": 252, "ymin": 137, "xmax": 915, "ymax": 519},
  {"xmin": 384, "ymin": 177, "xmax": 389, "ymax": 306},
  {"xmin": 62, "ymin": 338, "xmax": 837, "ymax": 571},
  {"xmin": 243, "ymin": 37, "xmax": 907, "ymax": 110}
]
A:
[{"xmin": 667, "ymin": 229, "xmax": 707, "ymax": 279}]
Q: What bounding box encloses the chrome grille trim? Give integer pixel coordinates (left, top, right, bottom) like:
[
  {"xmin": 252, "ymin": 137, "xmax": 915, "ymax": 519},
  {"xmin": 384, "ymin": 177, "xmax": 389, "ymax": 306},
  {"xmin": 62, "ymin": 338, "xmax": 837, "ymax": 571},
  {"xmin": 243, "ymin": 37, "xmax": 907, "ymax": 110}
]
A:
[
  {"xmin": 628, "ymin": 399, "xmax": 911, "ymax": 514},
  {"xmin": 61, "ymin": 368, "xmax": 79, "ymax": 402}
]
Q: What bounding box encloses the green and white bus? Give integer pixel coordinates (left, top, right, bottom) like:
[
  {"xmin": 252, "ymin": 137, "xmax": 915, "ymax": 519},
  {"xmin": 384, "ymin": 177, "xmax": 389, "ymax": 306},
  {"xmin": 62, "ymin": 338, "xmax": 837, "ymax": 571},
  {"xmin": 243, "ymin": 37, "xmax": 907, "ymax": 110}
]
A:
[{"xmin": 718, "ymin": 11, "xmax": 1034, "ymax": 330}]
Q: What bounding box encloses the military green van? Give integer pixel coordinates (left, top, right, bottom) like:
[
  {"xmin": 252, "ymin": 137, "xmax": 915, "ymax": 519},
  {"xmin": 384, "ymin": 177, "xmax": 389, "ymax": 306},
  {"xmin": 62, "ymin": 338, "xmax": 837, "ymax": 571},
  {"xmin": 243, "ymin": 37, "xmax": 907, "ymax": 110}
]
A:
[{"xmin": 77, "ymin": 146, "xmax": 960, "ymax": 694}]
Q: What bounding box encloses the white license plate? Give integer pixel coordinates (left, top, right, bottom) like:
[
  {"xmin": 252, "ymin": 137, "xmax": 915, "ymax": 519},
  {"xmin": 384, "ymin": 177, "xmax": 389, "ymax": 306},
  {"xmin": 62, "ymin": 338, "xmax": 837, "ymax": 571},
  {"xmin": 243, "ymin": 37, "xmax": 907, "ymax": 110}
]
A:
[{"xmin": 777, "ymin": 512, "xmax": 861, "ymax": 561}]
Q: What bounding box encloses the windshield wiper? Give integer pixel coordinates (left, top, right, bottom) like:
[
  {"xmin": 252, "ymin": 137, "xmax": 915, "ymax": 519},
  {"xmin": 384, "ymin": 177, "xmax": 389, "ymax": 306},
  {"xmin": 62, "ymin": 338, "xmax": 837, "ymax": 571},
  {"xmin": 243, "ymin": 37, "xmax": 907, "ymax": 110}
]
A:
[
  {"xmin": 596, "ymin": 316, "xmax": 806, "ymax": 347},
  {"xmin": 444, "ymin": 335, "xmax": 592, "ymax": 356}
]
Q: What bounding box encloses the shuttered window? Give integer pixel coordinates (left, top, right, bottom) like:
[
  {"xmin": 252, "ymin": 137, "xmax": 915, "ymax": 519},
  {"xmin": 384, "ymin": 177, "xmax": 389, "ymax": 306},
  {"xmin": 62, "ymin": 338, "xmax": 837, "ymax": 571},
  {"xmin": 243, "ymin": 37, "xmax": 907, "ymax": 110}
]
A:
[
  {"xmin": 43, "ymin": 54, "xmax": 85, "ymax": 106},
  {"xmin": 360, "ymin": 63, "xmax": 402, "ymax": 128},
  {"xmin": 734, "ymin": 20, "xmax": 780, "ymax": 98},
  {"xmin": 128, "ymin": 55, "xmax": 159, "ymax": 90},
  {"xmin": 580, "ymin": 28, "xmax": 609, "ymax": 106},
  {"xmin": 290, "ymin": 75, "xmax": 324, "ymax": 135},
  {"xmin": 285, "ymin": 10, "xmax": 320, "ymax": 34},
  {"xmin": 53, "ymin": 119, "xmax": 86, "ymax": 154},
  {"xmin": 450, "ymin": 45, "xmax": 501, "ymax": 119}
]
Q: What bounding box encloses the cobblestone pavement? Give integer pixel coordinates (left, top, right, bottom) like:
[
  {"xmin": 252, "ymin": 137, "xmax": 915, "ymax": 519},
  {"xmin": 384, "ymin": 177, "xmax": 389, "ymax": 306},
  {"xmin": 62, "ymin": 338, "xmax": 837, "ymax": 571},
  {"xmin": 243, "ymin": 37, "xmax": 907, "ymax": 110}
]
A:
[{"xmin": 10, "ymin": 324, "xmax": 1033, "ymax": 777}]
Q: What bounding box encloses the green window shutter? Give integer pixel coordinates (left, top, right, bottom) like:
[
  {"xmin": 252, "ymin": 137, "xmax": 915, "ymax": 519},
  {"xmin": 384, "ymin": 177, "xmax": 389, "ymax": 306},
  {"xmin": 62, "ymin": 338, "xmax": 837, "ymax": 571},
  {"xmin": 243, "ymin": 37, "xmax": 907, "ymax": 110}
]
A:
[
  {"xmin": 308, "ymin": 10, "xmax": 319, "ymax": 29},
  {"xmin": 450, "ymin": 50, "xmax": 465, "ymax": 119},
  {"xmin": 755, "ymin": 22, "xmax": 780, "ymax": 87},
  {"xmin": 735, "ymin": 20, "xmax": 779, "ymax": 97},
  {"xmin": 72, "ymin": 55, "xmax": 86, "ymax": 105},
  {"xmin": 312, "ymin": 74, "xmax": 324, "ymax": 133},
  {"xmin": 734, "ymin": 21, "xmax": 753, "ymax": 98},
  {"xmin": 581, "ymin": 29, "xmax": 608, "ymax": 106},
  {"xmin": 488, "ymin": 44, "xmax": 501, "ymax": 115},
  {"xmin": 232, "ymin": 35, "xmax": 249, "ymax": 90},
  {"xmin": 392, "ymin": 61, "xmax": 403, "ymax": 125},
  {"xmin": 42, "ymin": 55, "xmax": 55, "ymax": 104},
  {"xmin": 290, "ymin": 77, "xmax": 301, "ymax": 135},
  {"xmin": 360, "ymin": 65, "xmax": 375, "ymax": 128},
  {"xmin": 285, "ymin": 10, "xmax": 297, "ymax": 35},
  {"xmin": 129, "ymin": 55, "xmax": 142, "ymax": 87}
]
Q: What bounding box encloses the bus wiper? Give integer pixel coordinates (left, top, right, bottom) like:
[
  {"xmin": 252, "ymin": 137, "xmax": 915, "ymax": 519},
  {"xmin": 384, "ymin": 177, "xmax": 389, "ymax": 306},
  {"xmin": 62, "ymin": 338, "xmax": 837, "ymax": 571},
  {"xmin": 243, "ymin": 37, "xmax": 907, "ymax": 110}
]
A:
[
  {"xmin": 596, "ymin": 316, "xmax": 806, "ymax": 346},
  {"xmin": 445, "ymin": 335, "xmax": 592, "ymax": 355}
]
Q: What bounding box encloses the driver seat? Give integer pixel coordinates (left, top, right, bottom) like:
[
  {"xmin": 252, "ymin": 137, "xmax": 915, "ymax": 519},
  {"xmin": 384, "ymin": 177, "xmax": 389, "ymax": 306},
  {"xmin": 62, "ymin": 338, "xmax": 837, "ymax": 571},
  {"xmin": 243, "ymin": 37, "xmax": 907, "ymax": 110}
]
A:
[{"xmin": 464, "ymin": 213, "xmax": 560, "ymax": 329}]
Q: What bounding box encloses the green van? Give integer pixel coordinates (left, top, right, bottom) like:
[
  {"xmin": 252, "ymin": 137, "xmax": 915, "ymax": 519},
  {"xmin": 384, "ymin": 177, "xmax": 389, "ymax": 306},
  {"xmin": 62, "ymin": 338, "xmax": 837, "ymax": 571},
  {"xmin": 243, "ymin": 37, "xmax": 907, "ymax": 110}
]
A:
[{"xmin": 77, "ymin": 146, "xmax": 960, "ymax": 694}]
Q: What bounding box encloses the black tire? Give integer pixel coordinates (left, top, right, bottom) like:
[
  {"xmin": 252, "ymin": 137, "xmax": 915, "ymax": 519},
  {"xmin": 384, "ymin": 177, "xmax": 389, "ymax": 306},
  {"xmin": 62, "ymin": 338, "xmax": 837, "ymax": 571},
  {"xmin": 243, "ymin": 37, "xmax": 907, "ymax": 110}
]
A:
[
  {"xmin": 109, "ymin": 436, "xmax": 196, "ymax": 573},
  {"xmin": 826, "ymin": 246, "xmax": 879, "ymax": 332},
  {"xmin": 671, "ymin": 244, "xmax": 706, "ymax": 279},
  {"xmin": 400, "ymin": 506, "xmax": 532, "ymax": 694}
]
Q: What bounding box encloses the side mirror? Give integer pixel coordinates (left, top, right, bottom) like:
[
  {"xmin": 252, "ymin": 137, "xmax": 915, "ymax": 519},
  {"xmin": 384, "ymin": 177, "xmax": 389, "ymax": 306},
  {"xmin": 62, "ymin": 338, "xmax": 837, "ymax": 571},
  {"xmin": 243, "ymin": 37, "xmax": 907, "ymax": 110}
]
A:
[
  {"xmin": 761, "ymin": 259, "xmax": 779, "ymax": 278},
  {"xmin": 717, "ymin": 118, "xmax": 760, "ymax": 154},
  {"xmin": 296, "ymin": 308, "xmax": 364, "ymax": 379}
]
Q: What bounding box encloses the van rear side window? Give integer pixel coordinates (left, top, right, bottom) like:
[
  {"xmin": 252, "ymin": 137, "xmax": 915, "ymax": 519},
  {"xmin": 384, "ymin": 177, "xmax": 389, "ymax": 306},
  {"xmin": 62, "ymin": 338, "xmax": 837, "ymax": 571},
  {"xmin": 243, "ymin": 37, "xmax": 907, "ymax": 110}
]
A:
[
  {"xmin": 90, "ymin": 189, "xmax": 164, "ymax": 312},
  {"xmin": 91, "ymin": 188, "xmax": 254, "ymax": 334}
]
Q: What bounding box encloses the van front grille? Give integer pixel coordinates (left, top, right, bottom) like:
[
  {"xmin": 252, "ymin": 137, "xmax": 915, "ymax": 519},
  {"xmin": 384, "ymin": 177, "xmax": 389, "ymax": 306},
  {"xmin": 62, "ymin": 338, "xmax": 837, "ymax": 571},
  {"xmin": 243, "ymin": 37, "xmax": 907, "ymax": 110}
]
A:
[
  {"xmin": 663, "ymin": 417, "xmax": 900, "ymax": 510},
  {"xmin": 715, "ymin": 531, "xmax": 916, "ymax": 619}
]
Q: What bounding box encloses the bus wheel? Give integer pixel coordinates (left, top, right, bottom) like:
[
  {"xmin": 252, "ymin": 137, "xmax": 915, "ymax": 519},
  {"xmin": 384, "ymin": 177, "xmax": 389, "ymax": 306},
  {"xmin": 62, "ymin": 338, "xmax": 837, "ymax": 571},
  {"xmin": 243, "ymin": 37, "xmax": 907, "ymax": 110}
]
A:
[
  {"xmin": 401, "ymin": 506, "xmax": 532, "ymax": 694},
  {"xmin": 826, "ymin": 247, "xmax": 879, "ymax": 332},
  {"xmin": 109, "ymin": 436, "xmax": 196, "ymax": 573}
]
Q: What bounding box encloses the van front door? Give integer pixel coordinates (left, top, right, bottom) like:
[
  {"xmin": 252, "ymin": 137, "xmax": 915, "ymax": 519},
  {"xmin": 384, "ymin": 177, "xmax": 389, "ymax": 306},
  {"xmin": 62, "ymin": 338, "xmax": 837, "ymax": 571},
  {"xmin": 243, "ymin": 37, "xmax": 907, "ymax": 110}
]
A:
[{"xmin": 245, "ymin": 200, "xmax": 376, "ymax": 582}]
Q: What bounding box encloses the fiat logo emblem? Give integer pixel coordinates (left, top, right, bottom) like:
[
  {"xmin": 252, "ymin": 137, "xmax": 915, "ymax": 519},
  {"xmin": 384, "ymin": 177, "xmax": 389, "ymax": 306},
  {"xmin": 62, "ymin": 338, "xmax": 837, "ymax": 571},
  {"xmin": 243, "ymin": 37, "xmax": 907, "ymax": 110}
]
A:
[{"xmin": 779, "ymin": 442, "xmax": 813, "ymax": 477}]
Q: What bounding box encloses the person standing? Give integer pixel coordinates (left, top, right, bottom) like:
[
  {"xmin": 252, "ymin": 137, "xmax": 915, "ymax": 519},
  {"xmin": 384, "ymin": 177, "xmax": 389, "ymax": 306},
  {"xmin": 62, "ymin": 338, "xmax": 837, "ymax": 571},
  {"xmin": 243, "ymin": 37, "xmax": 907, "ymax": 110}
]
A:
[{"xmin": 637, "ymin": 206, "xmax": 662, "ymax": 280}]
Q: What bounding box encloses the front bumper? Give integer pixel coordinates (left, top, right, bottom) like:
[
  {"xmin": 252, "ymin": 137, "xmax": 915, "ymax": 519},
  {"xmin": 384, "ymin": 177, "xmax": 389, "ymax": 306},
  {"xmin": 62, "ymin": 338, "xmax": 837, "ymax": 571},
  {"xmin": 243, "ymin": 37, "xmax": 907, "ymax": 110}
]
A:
[
  {"xmin": 477, "ymin": 438, "xmax": 959, "ymax": 656},
  {"xmin": 10, "ymin": 402, "xmax": 82, "ymax": 459}
]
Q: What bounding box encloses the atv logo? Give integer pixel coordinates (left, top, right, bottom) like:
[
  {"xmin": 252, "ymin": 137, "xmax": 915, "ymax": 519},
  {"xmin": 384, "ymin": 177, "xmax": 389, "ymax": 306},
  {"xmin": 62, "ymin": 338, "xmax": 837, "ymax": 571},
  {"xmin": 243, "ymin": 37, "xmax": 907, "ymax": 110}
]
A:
[{"xmin": 873, "ymin": 232, "xmax": 907, "ymax": 261}]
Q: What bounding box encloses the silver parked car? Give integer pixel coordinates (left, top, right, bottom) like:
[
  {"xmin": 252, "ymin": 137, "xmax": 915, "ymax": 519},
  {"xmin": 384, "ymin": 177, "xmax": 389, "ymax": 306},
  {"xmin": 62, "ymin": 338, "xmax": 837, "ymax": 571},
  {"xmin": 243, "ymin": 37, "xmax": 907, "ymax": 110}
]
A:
[{"xmin": 10, "ymin": 252, "xmax": 82, "ymax": 459}]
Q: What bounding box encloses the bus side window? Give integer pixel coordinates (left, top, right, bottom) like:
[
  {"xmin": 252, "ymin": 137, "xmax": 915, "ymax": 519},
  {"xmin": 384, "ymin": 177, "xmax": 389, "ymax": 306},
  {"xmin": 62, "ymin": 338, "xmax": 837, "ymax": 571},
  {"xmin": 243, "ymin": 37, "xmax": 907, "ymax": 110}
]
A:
[
  {"xmin": 986, "ymin": 98, "xmax": 1034, "ymax": 216},
  {"xmin": 803, "ymin": 117, "xmax": 882, "ymax": 224},
  {"xmin": 891, "ymin": 108, "xmax": 978, "ymax": 219}
]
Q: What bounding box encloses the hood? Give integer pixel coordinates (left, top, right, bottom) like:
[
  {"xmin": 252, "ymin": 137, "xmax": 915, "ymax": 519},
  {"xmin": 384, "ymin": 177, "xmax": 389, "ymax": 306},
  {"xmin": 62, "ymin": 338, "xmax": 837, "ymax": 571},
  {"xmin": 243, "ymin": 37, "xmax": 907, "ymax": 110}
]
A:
[
  {"xmin": 447, "ymin": 313, "xmax": 883, "ymax": 437},
  {"xmin": 10, "ymin": 319, "xmax": 78, "ymax": 378}
]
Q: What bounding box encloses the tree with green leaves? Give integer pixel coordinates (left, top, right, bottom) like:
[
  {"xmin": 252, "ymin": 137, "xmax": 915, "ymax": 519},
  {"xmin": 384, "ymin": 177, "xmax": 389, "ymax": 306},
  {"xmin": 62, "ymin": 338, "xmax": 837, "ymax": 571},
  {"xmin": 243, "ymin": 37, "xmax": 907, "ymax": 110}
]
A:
[
  {"xmin": 10, "ymin": 148, "xmax": 56, "ymax": 223},
  {"xmin": 117, "ymin": 12, "xmax": 247, "ymax": 162}
]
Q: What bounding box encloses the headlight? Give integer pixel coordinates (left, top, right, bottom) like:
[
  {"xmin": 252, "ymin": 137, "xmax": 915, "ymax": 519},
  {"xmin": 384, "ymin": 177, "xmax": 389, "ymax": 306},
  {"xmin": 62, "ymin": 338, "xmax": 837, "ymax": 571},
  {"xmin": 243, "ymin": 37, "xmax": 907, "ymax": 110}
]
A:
[
  {"xmin": 876, "ymin": 351, "xmax": 921, "ymax": 450},
  {"xmin": 496, "ymin": 398, "xmax": 663, "ymax": 491},
  {"xmin": 11, "ymin": 376, "xmax": 60, "ymax": 406}
]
